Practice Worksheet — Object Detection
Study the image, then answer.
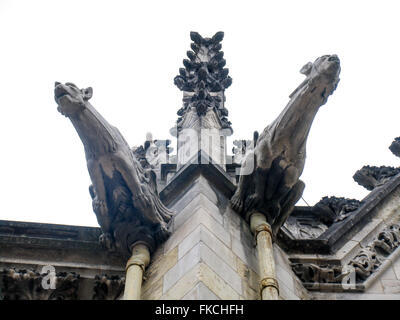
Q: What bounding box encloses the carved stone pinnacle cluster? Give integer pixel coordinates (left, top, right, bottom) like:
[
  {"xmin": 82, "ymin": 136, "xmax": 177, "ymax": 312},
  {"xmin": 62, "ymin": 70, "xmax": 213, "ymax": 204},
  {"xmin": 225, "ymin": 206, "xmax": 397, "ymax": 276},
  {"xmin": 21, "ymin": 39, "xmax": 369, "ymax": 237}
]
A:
[{"xmin": 174, "ymin": 31, "xmax": 232, "ymax": 131}]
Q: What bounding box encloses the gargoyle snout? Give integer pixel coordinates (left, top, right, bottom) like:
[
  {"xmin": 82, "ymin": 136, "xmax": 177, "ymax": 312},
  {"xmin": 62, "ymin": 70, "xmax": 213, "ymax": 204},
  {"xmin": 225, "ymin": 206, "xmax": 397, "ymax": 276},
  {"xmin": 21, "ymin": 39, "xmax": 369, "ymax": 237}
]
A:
[{"xmin": 328, "ymin": 55, "xmax": 339, "ymax": 63}]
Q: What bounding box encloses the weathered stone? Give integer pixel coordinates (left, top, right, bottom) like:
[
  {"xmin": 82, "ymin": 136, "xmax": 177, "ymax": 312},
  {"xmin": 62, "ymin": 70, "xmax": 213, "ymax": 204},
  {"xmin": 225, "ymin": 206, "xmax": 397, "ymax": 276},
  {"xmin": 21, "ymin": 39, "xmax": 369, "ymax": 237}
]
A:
[
  {"xmin": 160, "ymin": 264, "xmax": 202, "ymax": 300},
  {"xmin": 379, "ymin": 264, "xmax": 398, "ymax": 281},
  {"xmin": 365, "ymin": 279, "xmax": 384, "ymax": 294},
  {"xmin": 92, "ymin": 274, "xmax": 124, "ymax": 300},
  {"xmin": 353, "ymin": 165, "xmax": 400, "ymax": 191},
  {"xmin": 199, "ymin": 243, "xmax": 242, "ymax": 294},
  {"xmin": 163, "ymin": 243, "xmax": 201, "ymax": 293},
  {"xmin": 178, "ymin": 226, "xmax": 202, "ymax": 259},
  {"xmin": 182, "ymin": 282, "xmax": 220, "ymax": 300},
  {"xmin": 381, "ymin": 279, "xmax": 400, "ymax": 293},
  {"xmin": 142, "ymin": 276, "xmax": 163, "ymax": 300},
  {"xmin": 231, "ymin": 55, "xmax": 341, "ymax": 236},
  {"xmin": 179, "ymin": 225, "xmax": 236, "ymax": 268},
  {"xmin": 2, "ymin": 268, "xmax": 80, "ymax": 300},
  {"xmin": 174, "ymin": 194, "xmax": 222, "ymax": 230},
  {"xmin": 241, "ymin": 280, "xmax": 259, "ymax": 300},
  {"xmin": 198, "ymin": 263, "xmax": 240, "ymax": 300},
  {"xmin": 393, "ymin": 257, "xmax": 400, "ymax": 280},
  {"xmin": 231, "ymin": 236, "xmax": 258, "ymax": 273},
  {"xmin": 143, "ymin": 246, "xmax": 178, "ymax": 292},
  {"xmin": 173, "ymin": 32, "xmax": 233, "ymax": 168},
  {"xmin": 313, "ymin": 196, "xmax": 363, "ymax": 225},
  {"xmin": 276, "ymin": 265, "xmax": 295, "ymax": 294},
  {"xmin": 235, "ymin": 257, "xmax": 259, "ymax": 291},
  {"xmin": 54, "ymin": 82, "xmax": 173, "ymax": 257},
  {"xmin": 279, "ymin": 281, "xmax": 301, "ymax": 300},
  {"xmin": 164, "ymin": 207, "xmax": 231, "ymax": 254}
]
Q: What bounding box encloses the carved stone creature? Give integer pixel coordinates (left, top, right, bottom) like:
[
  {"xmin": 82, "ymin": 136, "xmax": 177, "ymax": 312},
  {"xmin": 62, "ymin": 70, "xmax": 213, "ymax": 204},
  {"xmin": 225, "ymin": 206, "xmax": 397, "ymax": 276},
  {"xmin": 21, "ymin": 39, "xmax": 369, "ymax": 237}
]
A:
[
  {"xmin": 2, "ymin": 269, "xmax": 79, "ymax": 300},
  {"xmin": 293, "ymin": 222, "xmax": 400, "ymax": 286},
  {"xmin": 373, "ymin": 224, "xmax": 400, "ymax": 255},
  {"xmin": 55, "ymin": 82, "xmax": 173, "ymax": 256},
  {"xmin": 292, "ymin": 263, "xmax": 344, "ymax": 284},
  {"xmin": 92, "ymin": 275, "xmax": 125, "ymax": 300},
  {"xmin": 313, "ymin": 196, "xmax": 362, "ymax": 225},
  {"xmin": 348, "ymin": 246, "xmax": 381, "ymax": 281},
  {"xmin": 231, "ymin": 55, "xmax": 341, "ymax": 236},
  {"xmin": 353, "ymin": 165, "xmax": 400, "ymax": 191}
]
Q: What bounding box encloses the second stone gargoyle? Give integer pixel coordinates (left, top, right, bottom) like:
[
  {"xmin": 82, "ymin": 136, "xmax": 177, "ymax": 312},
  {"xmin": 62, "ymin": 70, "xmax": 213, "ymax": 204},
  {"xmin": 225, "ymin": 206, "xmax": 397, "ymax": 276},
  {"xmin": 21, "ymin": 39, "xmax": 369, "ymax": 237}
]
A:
[
  {"xmin": 231, "ymin": 55, "xmax": 341, "ymax": 236},
  {"xmin": 54, "ymin": 82, "xmax": 173, "ymax": 256}
]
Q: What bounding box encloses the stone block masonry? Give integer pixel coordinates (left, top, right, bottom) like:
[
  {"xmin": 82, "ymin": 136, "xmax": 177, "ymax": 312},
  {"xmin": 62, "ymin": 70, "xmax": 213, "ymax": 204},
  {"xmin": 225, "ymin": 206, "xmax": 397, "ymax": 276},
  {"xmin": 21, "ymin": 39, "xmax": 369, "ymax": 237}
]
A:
[{"xmin": 142, "ymin": 167, "xmax": 308, "ymax": 300}]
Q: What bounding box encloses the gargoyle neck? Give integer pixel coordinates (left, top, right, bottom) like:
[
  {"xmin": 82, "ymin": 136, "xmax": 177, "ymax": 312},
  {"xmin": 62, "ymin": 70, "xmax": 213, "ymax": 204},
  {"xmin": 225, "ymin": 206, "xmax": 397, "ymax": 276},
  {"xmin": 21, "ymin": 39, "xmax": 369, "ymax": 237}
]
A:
[
  {"xmin": 69, "ymin": 103, "xmax": 119, "ymax": 159},
  {"xmin": 270, "ymin": 83, "xmax": 327, "ymax": 153}
]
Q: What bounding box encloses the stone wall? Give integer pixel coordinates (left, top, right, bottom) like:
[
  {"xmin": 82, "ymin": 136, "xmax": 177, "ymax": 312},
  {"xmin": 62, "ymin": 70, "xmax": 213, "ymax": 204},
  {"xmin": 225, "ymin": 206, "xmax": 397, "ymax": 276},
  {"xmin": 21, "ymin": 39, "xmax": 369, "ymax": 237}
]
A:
[
  {"xmin": 143, "ymin": 170, "xmax": 309, "ymax": 300},
  {"xmin": 311, "ymin": 253, "xmax": 400, "ymax": 300},
  {"xmin": 0, "ymin": 221, "xmax": 125, "ymax": 299}
]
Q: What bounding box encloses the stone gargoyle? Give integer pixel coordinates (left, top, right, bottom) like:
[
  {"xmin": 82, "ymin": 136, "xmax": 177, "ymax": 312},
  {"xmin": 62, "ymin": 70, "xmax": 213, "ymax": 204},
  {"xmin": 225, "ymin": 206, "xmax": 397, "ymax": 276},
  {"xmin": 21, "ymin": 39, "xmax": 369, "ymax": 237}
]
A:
[
  {"xmin": 231, "ymin": 55, "xmax": 341, "ymax": 236},
  {"xmin": 54, "ymin": 82, "xmax": 173, "ymax": 256}
]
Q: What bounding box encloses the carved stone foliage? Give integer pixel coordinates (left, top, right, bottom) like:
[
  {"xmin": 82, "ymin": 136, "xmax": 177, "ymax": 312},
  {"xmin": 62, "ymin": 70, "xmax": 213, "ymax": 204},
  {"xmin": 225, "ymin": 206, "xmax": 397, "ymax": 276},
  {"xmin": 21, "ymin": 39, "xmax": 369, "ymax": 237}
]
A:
[
  {"xmin": 174, "ymin": 31, "xmax": 232, "ymax": 93},
  {"xmin": 230, "ymin": 55, "xmax": 341, "ymax": 237},
  {"xmin": 292, "ymin": 222, "xmax": 400, "ymax": 286},
  {"xmin": 55, "ymin": 82, "xmax": 173, "ymax": 258},
  {"xmin": 389, "ymin": 137, "xmax": 400, "ymax": 158},
  {"xmin": 347, "ymin": 245, "xmax": 381, "ymax": 281},
  {"xmin": 174, "ymin": 31, "xmax": 232, "ymax": 131},
  {"xmin": 132, "ymin": 134, "xmax": 173, "ymax": 171},
  {"xmin": 353, "ymin": 165, "xmax": 400, "ymax": 191},
  {"xmin": 1, "ymin": 268, "xmax": 79, "ymax": 300},
  {"xmin": 92, "ymin": 275, "xmax": 125, "ymax": 300},
  {"xmin": 313, "ymin": 196, "xmax": 363, "ymax": 225},
  {"xmin": 232, "ymin": 139, "xmax": 253, "ymax": 165}
]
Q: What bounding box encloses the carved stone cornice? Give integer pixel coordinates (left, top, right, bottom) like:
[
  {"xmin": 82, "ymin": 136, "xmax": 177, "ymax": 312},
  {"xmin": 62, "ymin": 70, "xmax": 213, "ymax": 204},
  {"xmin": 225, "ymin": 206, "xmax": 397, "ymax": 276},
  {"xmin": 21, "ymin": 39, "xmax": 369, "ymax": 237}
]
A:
[
  {"xmin": 291, "ymin": 222, "xmax": 400, "ymax": 291},
  {"xmin": 92, "ymin": 275, "xmax": 125, "ymax": 300},
  {"xmin": 1, "ymin": 268, "xmax": 79, "ymax": 300},
  {"xmin": 283, "ymin": 197, "xmax": 362, "ymax": 241}
]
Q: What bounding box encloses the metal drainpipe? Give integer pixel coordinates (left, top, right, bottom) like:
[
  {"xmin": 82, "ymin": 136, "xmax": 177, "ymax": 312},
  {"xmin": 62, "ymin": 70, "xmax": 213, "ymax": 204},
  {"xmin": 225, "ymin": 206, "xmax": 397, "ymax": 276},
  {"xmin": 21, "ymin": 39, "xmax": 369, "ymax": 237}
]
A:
[
  {"xmin": 123, "ymin": 243, "xmax": 150, "ymax": 300},
  {"xmin": 250, "ymin": 212, "xmax": 279, "ymax": 300}
]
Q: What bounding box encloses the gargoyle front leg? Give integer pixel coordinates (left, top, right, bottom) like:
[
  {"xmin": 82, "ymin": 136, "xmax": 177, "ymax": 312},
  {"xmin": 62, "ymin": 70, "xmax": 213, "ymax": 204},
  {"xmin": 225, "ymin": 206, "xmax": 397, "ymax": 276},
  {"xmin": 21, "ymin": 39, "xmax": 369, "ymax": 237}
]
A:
[
  {"xmin": 231, "ymin": 174, "xmax": 250, "ymax": 213},
  {"xmin": 87, "ymin": 159, "xmax": 111, "ymax": 234},
  {"xmin": 114, "ymin": 154, "xmax": 159, "ymax": 225},
  {"xmin": 272, "ymin": 179, "xmax": 305, "ymax": 237},
  {"xmin": 244, "ymin": 167, "xmax": 269, "ymax": 212},
  {"xmin": 231, "ymin": 150, "xmax": 258, "ymax": 213}
]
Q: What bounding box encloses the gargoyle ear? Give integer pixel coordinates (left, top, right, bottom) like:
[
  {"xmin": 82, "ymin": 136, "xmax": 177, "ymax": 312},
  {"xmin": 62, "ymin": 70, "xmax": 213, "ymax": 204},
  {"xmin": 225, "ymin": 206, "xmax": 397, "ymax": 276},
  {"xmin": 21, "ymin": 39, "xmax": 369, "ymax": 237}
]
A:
[
  {"xmin": 82, "ymin": 87, "xmax": 93, "ymax": 100},
  {"xmin": 300, "ymin": 62, "xmax": 312, "ymax": 76}
]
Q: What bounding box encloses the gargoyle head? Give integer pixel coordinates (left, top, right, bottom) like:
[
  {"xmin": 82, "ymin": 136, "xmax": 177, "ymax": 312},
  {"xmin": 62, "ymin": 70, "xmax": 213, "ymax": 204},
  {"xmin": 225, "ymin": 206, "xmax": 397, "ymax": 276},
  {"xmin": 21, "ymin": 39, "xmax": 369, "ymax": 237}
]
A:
[
  {"xmin": 290, "ymin": 55, "xmax": 341, "ymax": 99},
  {"xmin": 303, "ymin": 54, "xmax": 341, "ymax": 95},
  {"xmin": 54, "ymin": 82, "xmax": 93, "ymax": 117}
]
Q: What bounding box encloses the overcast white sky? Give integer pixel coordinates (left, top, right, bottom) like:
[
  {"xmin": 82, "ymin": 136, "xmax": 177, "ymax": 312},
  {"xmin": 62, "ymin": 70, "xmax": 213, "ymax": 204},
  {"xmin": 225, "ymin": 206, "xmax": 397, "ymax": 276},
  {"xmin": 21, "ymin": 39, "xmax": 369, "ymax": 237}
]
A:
[{"xmin": 1, "ymin": 0, "xmax": 400, "ymax": 227}]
